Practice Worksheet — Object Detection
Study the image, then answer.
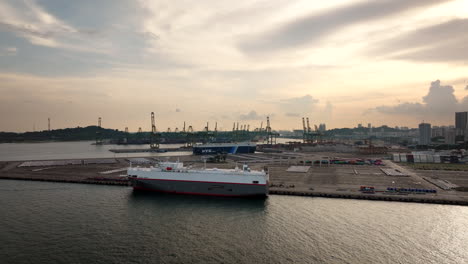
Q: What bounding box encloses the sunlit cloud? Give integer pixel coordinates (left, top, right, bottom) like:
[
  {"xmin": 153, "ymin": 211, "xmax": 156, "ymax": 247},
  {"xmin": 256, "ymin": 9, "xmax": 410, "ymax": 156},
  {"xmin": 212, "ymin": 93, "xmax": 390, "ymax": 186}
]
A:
[
  {"xmin": 369, "ymin": 18, "xmax": 468, "ymax": 62},
  {"xmin": 1, "ymin": 0, "xmax": 468, "ymax": 131},
  {"xmin": 239, "ymin": 0, "xmax": 453, "ymax": 55},
  {"xmin": 239, "ymin": 111, "xmax": 267, "ymax": 121},
  {"xmin": 369, "ymin": 80, "xmax": 468, "ymax": 120}
]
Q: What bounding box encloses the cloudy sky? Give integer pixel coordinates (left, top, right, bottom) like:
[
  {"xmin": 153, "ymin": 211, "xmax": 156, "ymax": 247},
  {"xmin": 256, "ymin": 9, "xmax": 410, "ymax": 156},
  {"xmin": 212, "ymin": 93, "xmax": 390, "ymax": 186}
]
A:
[{"xmin": 1, "ymin": 0, "xmax": 468, "ymax": 132}]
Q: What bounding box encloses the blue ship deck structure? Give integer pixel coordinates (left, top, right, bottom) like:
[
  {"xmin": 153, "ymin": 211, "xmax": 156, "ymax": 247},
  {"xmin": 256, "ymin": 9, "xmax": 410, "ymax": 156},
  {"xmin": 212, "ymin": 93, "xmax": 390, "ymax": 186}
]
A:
[{"xmin": 193, "ymin": 142, "xmax": 256, "ymax": 155}]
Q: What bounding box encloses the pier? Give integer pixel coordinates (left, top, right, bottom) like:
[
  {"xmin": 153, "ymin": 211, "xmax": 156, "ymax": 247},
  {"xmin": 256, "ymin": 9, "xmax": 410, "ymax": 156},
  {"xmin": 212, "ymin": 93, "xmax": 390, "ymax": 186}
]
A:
[
  {"xmin": 1, "ymin": 153, "xmax": 467, "ymax": 206},
  {"xmin": 268, "ymin": 189, "xmax": 468, "ymax": 206}
]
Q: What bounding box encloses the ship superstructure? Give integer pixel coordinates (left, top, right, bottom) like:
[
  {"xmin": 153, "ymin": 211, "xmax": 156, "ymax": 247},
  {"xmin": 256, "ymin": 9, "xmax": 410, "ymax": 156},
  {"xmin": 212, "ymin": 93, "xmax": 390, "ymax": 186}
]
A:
[
  {"xmin": 127, "ymin": 162, "xmax": 268, "ymax": 197},
  {"xmin": 192, "ymin": 142, "xmax": 256, "ymax": 155}
]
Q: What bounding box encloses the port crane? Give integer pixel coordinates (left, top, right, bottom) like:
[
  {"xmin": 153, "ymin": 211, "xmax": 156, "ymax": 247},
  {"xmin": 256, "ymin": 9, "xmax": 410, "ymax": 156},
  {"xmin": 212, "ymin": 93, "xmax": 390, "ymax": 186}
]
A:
[
  {"xmin": 150, "ymin": 112, "xmax": 160, "ymax": 149},
  {"xmin": 95, "ymin": 117, "xmax": 103, "ymax": 145}
]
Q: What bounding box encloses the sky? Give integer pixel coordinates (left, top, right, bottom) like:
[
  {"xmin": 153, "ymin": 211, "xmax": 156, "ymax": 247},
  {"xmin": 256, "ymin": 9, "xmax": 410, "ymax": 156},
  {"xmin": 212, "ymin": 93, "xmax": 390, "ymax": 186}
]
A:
[{"xmin": 1, "ymin": 0, "xmax": 468, "ymax": 132}]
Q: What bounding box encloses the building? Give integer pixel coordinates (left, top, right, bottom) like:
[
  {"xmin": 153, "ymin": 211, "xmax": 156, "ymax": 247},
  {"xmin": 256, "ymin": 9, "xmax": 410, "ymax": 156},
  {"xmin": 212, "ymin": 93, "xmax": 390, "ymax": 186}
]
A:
[
  {"xmin": 432, "ymin": 126, "xmax": 449, "ymax": 137},
  {"xmin": 445, "ymin": 128, "xmax": 456, "ymax": 144},
  {"xmin": 318, "ymin": 123, "xmax": 326, "ymax": 132},
  {"xmin": 455, "ymin": 112, "xmax": 468, "ymax": 136},
  {"xmin": 419, "ymin": 123, "xmax": 431, "ymax": 145}
]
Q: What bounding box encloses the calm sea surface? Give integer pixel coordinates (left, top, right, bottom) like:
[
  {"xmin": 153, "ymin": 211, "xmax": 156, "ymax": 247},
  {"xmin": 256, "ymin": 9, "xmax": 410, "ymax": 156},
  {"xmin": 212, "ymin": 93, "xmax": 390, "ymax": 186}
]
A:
[
  {"xmin": 1, "ymin": 142, "xmax": 467, "ymax": 263},
  {"xmin": 0, "ymin": 141, "xmax": 190, "ymax": 161},
  {"xmin": 1, "ymin": 180, "xmax": 467, "ymax": 264},
  {"xmin": 0, "ymin": 139, "xmax": 296, "ymax": 161}
]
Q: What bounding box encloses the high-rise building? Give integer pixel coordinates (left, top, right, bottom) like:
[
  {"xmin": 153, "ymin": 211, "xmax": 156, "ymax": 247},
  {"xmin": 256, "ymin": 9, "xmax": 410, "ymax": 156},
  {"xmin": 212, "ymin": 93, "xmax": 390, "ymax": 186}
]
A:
[
  {"xmin": 318, "ymin": 123, "xmax": 326, "ymax": 132},
  {"xmin": 445, "ymin": 128, "xmax": 456, "ymax": 145},
  {"xmin": 367, "ymin": 123, "xmax": 372, "ymax": 134},
  {"xmin": 419, "ymin": 123, "xmax": 431, "ymax": 145},
  {"xmin": 455, "ymin": 112, "xmax": 468, "ymax": 136},
  {"xmin": 432, "ymin": 126, "xmax": 448, "ymax": 137}
]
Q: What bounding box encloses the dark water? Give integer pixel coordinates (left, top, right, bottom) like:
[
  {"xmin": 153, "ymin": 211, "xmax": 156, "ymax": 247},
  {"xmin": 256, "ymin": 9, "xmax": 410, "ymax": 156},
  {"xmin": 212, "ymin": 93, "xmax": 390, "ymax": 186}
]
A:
[
  {"xmin": 0, "ymin": 141, "xmax": 190, "ymax": 161},
  {"xmin": 1, "ymin": 180, "xmax": 467, "ymax": 264},
  {"xmin": 0, "ymin": 139, "xmax": 297, "ymax": 161}
]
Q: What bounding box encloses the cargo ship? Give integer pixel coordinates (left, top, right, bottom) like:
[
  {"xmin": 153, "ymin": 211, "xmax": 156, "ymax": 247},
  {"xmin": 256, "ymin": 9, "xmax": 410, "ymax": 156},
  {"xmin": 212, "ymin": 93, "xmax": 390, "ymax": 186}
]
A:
[
  {"xmin": 192, "ymin": 142, "xmax": 256, "ymax": 155},
  {"xmin": 127, "ymin": 162, "xmax": 268, "ymax": 197}
]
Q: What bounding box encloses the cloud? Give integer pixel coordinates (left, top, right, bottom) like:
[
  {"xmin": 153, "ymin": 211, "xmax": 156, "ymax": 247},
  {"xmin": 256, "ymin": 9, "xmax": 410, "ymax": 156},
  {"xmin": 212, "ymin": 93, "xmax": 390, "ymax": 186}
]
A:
[
  {"xmin": 239, "ymin": 110, "xmax": 266, "ymax": 121},
  {"xmin": 0, "ymin": 1, "xmax": 76, "ymax": 48},
  {"xmin": 370, "ymin": 80, "xmax": 467, "ymax": 119},
  {"xmin": 175, "ymin": 108, "xmax": 181, "ymax": 112},
  {"xmin": 370, "ymin": 18, "xmax": 468, "ymax": 62},
  {"xmin": 239, "ymin": 0, "xmax": 450, "ymax": 54},
  {"xmin": 279, "ymin": 95, "xmax": 319, "ymax": 114},
  {"xmin": 285, "ymin": 112, "xmax": 300, "ymax": 117},
  {"xmin": 0, "ymin": 46, "xmax": 17, "ymax": 56},
  {"xmin": 0, "ymin": 0, "xmax": 191, "ymax": 77},
  {"xmin": 0, "ymin": 0, "xmax": 152, "ymax": 55},
  {"xmin": 373, "ymin": 102, "xmax": 425, "ymax": 115}
]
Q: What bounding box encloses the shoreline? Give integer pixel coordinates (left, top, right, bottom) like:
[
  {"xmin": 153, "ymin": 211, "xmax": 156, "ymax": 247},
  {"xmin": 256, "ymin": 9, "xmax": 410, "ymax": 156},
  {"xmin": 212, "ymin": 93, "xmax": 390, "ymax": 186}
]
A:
[
  {"xmin": 269, "ymin": 189, "xmax": 468, "ymax": 206},
  {"xmin": 1, "ymin": 155, "xmax": 467, "ymax": 206},
  {"xmin": 1, "ymin": 176, "xmax": 467, "ymax": 206}
]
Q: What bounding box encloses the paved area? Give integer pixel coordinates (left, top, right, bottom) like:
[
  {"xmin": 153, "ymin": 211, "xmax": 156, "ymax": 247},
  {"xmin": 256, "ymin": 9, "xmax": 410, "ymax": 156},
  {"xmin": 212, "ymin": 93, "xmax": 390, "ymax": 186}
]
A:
[
  {"xmin": 1, "ymin": 153, "xmax": 468, "ymax": 204},
  {"xmin": 415, "ymin": 169, "xmax": 468, "ymax": 189},
  {"xmin": 268, "ymin": 163, "xmax": 430, "ymax": 192}
]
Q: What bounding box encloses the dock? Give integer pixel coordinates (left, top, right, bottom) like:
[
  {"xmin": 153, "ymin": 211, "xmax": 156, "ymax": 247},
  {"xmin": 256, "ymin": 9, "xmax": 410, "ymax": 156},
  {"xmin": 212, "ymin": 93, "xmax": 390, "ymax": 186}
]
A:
[
  {"xmin": 268, "ymin": 189, "xmax": 468, "ymax": 205},
  {"xmin": 1, "ymin": 153, "xmax": 468, "ymax": 206}
]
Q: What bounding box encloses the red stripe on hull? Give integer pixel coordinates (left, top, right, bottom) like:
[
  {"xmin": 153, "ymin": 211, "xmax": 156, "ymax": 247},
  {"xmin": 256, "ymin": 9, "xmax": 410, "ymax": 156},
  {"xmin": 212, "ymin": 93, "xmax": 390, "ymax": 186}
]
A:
[
  {"xmin": 133, "ymin": 186, "xmax": 265, "ymax": 197},
  {"xmin": 133, "ymin": 178, "xmax": 266, "ymax": 186}
]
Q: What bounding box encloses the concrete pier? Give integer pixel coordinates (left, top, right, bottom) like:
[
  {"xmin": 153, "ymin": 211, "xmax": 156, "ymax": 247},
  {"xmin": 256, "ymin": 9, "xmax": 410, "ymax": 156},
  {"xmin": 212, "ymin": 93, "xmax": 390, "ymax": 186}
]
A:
[
  {"xmin": 1, "ymin": 153, "xmax": 468, "ymax": 206},
  {"xmin": 268, "ymin": 189, "xmax": 468, "ymax": 206}
]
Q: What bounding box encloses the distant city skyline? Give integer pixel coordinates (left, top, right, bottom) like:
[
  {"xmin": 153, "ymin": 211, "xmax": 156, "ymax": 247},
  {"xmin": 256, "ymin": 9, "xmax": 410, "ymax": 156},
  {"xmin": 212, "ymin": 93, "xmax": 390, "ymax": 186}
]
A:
[
  {"xmin": 1, "ymin": 0, "xmax": 468, "ymax": 132},
  {"xmin": 11, "ymin": 118, "xmax": 459, "ymax": 133}
]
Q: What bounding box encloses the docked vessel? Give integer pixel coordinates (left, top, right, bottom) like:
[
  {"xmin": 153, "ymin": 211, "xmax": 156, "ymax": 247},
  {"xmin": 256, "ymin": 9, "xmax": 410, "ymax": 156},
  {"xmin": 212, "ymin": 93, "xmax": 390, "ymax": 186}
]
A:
[
  {"xmin": 192, "ymin": 142, "xmax": 256, "ymax": 155},
  {"xmin": 127, "ymin": 162, "xmax": 268, "ymax": 197}
]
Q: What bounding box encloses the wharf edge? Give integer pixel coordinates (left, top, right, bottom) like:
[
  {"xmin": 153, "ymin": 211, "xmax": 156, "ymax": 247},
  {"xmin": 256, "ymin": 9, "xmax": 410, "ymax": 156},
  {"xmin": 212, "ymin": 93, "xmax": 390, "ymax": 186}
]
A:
[{"xmin": 1, "ymin": 176, "xmax": 467, "ymax": 206}]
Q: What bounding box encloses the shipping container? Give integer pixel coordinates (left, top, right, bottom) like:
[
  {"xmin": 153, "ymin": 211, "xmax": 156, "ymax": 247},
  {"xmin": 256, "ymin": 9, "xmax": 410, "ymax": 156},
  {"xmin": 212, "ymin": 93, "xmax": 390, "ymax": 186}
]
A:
[
  {"xmin": 426, "ymin": 155, "xmax": 434, "ymax": 163},
  {"xmin": 450, "ymin": 156, "xmax": 459, "ymax": 163},
  {"xmin": 414, "ymin": 155, "xmax": 421, "ymax": 163},
  {"xmin": 400, "ymin": 154, "xmax": 407, "ymax": 162},
  {"xmin": 420, "ymin": 154, "xmax": 428, "ymax": 163}
]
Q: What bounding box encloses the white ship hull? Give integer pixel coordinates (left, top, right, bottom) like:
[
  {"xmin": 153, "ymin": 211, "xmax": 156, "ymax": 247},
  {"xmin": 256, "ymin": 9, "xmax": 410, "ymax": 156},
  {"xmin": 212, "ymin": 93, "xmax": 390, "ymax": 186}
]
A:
[{"xmin": 128, "ymin": 162, "xmax": 268, "ymax": 197}]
